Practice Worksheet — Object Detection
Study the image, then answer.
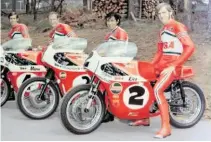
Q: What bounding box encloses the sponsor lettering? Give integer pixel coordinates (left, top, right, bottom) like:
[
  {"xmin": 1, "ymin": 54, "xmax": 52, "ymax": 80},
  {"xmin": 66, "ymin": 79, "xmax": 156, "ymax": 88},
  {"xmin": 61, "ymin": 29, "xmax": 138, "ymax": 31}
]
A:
[
  {"xmin": 20, "ymin": 66, "xmax": 27, "ymax": 70},
  {"xmin": 128, "ymin": 112, "xmax": 139, "ymax": 116},
  {"xmin": 30, "ymin": 66, "xmax": 41, "ymax": 71},
  {"xmin": 129, "ymin": 77, "xmax": 137, "ymax": 81},
  {"xmin": 114, "ymin": 76, "xmax": 124, "ymax": 80},
  {"xmin": 112, "ymin": 99, "xmax": 120, "ymax": 107}
]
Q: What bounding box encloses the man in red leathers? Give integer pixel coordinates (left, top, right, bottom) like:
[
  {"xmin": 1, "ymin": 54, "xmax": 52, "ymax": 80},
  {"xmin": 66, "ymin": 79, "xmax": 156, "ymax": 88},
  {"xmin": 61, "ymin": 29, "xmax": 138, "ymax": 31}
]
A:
[
  {"xmin": 8, "ymin": 12, "xmax": 30, "ymax": 39},
  {"xmin": 37, "ymin": 12, "xmax": 78, "ymax": 51},
  {"xmin": 48, "ymin": 12, "xmax": 78, "ymax": 43},
  {"xmin": 129, "ymin": 3, "xmax": 195, "ymax": 139},
  {"xmin": 104, "ymin": 12, "xmax": 128, "ymax": 41}
]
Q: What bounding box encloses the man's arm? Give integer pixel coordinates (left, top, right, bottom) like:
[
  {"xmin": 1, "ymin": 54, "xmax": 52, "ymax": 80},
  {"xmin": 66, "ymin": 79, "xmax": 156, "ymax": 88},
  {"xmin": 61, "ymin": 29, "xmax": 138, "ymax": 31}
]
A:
[
  {"xmin": 118, "ymin": 30, "xmax": 128, "ymax": 41},
  {"xmin": 20, "ymin": 24, "xmax": 30, "ymax": 38},
  {"xmin": 169, "ymin": 24, "xmax": 195, "ymax": 67},
  {"xmin": 151, "ymin": 42, "xmax": 163, "ymax": 65},
  {"xmin": 64, "ymin": 24, "xmax": 77, "ymax": 38}
]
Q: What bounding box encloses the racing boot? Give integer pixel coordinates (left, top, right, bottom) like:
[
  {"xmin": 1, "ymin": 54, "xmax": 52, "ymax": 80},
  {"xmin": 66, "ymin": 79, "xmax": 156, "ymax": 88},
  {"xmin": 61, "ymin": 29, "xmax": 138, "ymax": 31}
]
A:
[
  {"xmin": 154, "ymin": 102, "xmax": 171, "ymax": 139},
  {"xmin": 128, "ymin": 118, "xmax": 150, "ymax": 126},
  {"xmin": 102, "ymin": 111, "xmax": 114, "ymax": 123}
]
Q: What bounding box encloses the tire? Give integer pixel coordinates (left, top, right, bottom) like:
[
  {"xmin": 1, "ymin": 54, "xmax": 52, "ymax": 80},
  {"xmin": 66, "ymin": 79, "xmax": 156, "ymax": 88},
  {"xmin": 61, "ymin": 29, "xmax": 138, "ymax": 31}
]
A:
[
  {"xmin": 170, "ymin": 81, "xmax": 206, "ymax": 128},
  {"xmin": 60, "ymin": 84, "xmax": 105, "ymax": 134},
  {"xmin": 1, "ymin": 76, "xmax": 11, "ymax": 107},
  {"xmin": 17, "ymin": 77, "xmax": 60, "ymax": 119}
]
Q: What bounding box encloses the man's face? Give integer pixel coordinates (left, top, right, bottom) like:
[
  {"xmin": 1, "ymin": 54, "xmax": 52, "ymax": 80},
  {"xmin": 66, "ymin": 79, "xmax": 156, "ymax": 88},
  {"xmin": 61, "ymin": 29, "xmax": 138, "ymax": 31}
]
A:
[
  {"xmin": 49, "ymin": 14, "xmax": 59, "ymax": 27},
  {"xmin": 158, "ymin": 7, "xmax": 172, "ymax": 25},
  {"xmin": 9, "ymin": 15, "xmax": 18, "ymax": 26},
  {"xmin": 106, "ymin": 16, "xmax": 118, "ymax": 30}
]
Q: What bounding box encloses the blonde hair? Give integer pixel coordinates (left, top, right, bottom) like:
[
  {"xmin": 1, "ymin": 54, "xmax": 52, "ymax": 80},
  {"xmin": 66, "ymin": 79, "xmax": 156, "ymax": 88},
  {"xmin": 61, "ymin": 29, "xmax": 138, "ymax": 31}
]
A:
[
  {"xmin": 156, "ymin": 3, "xmax": 174, "ymax": 18},
  {"xmin": 49, "ymin": 11, "xmax": 61, "ymax": 19}
]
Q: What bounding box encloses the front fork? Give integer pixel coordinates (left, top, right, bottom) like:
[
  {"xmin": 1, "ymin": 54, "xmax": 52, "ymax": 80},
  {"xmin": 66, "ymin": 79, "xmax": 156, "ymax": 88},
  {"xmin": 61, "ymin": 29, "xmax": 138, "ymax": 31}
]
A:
[
  {"xmin": 84, "ymin": 75, "xmax": 100, "ymax": 112},
  {"xmin": 38, "ymin": 69, "xmax": 54, "ymax": 100}
]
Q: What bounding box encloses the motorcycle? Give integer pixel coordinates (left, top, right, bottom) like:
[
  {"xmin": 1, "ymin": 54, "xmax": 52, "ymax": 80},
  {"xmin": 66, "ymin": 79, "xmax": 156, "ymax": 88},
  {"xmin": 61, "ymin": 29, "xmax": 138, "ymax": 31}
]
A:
[
  {"xmin": 60, "ymin": 41, "xmax": 206, "ymax": 134},
  {"xmin": 0, "ymin": 39, "xmax": 46, "ymax": 107},
  {"xmin": 16, "ymin": 38, "xmax": 91, "ymax": 119}
]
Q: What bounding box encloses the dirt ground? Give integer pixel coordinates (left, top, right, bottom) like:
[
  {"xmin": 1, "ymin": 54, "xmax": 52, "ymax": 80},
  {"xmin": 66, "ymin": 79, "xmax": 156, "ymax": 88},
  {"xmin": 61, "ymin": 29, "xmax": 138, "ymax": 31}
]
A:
[{"xmin": 1, "ymin": 19, "xmax": 211, "ymax": 119}]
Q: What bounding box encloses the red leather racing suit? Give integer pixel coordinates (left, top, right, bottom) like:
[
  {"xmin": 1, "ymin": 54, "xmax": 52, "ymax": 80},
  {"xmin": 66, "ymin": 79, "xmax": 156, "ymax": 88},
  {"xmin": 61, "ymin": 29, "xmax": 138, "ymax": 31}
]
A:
[
  {"xmin": 49, "ymin": 23, "xmax": 77, "ymax": 43},
  {"xmin": 8, "ymin": 23, "xmax": 30, "ymax": 39},
  {"xmin": 151, "ymin": 19, "xmax": 195, "ymax": 137},
  {"xmin": 105, "ymin": 26, "xmax": 128, "ymax": 41}
]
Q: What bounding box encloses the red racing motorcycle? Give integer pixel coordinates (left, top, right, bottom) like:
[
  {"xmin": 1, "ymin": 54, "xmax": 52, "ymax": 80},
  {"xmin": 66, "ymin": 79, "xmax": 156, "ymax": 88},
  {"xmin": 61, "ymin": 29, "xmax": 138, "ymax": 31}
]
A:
[
  {"xmin": 16, "ymin": 38, "xmax": 91, "ymax": 119},
  {"xmin": 0, "ymin": 39, "xmax": 46, "ymax": 107},
  {"xmin": 60, "ymin": 41, "xmax": 206, "ymax": 134}
]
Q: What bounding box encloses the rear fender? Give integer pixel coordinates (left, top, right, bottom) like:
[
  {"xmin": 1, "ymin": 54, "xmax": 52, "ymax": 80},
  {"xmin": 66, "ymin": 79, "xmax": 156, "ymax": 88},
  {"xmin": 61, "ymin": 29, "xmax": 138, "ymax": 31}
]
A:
[{"xmin": 179, "ymin": 66, "xmax": 194, "ymax": 79}]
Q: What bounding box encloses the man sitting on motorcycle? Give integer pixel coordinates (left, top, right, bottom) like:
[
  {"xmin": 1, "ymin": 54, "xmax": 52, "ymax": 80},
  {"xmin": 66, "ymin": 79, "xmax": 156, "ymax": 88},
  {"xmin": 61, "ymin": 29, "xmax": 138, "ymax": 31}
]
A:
[
  {"xmin": 104, "ymin": 12, "xmax": 128, "ymax": 41},
  {"xmin": 129, "ymin": 3, "xmax": 195, "ymax": 139},
  {"xmin": 8, "ymin": 12, "xmax": 30, "ymax": 39}
]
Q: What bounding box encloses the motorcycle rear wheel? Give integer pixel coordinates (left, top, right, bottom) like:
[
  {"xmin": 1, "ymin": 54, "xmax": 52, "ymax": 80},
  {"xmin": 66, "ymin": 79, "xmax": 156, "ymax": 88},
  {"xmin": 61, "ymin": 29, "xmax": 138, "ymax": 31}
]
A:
[{"xmin": 169, "ymin": 81, "xmax": 206, "ymax": 128}]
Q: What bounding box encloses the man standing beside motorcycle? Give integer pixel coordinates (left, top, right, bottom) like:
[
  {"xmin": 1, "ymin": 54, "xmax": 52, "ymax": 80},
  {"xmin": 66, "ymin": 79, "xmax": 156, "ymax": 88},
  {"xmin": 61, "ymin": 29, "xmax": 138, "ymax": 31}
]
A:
[
  {"xmin": 48, "ymin": 12, "xmax": 78, "ymax": 43},
  {"xmin": 129, "ymin": 3, "xmax": 195, "ymax": 139},
  {"xmin": 8, "ymin": 12, "xmax": 30, "ymax": 39},
  {"xmin": 37, "ymin": 12, "xmax": 78, "ymax": 51},
  {"xmin": 102, "ymin": 12, "xmax": 129, "ymax": 122}
]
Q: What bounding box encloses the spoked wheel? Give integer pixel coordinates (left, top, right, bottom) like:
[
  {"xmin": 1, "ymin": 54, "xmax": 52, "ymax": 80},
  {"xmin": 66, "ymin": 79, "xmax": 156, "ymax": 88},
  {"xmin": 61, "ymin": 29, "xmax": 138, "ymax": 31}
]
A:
[
  {"xmin": 169, "ymin": 81, "xmax": 206, "ymax": 128},
  {"xmin": 1, "ymin": 77, "xmax": 11, "ymax": 107},
  {"xmin": 17, "ymin": 77, "xmax": 60, "ymax": 119},
  {"xmin": 60, "ymin": 84, "xmax": 105, "ymax": 134}
]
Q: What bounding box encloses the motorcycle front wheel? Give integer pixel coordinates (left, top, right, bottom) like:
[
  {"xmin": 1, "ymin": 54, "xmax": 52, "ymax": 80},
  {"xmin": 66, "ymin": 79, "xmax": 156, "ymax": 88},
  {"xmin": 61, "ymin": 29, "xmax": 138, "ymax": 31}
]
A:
[
  {"xmin": 1, "ymin": 77, "xmax": 11, "ymax": 107},
  {"xmin": 60, "ymin": 84, "xmax": 105, "ymax": 134},
  {"xmin": 17, "ymin": 77, "xmax": 60, "ymax": 119}
]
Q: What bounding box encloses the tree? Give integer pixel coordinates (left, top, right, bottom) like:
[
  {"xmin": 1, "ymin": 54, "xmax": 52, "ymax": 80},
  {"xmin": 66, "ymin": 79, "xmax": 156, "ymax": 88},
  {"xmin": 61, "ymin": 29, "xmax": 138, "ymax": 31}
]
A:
[
  {"xmin": 26, "ymin": 0, "xmax": 30, "ymax": 14},
  {"xmin": 12, "ymin": 0, "xmax": 16, "ymax": 12},
  {"xmin": 32, "ymin": 0, "xmax": 41, "ymax": 21},
  {"xmin": 83, "ymin": 0, "xmax": 88, "ymax": 8},
  {"xmin": 33, "ymin": 0, "xmax": 37, "ymax": 20},
  {"xmin": 55, "ymin": 0, "xmax": 65, "ymax": 14},
  {"xmin": 183, "ymin": 0, "xmax": 193, "ymax": 31},
  {"xmin": 208, "ymin": 0, "xmax": 211, "ymax": 30},
  {"xmin": 51, "ymin": 0, "xmax": 56, "ymax": 11}
]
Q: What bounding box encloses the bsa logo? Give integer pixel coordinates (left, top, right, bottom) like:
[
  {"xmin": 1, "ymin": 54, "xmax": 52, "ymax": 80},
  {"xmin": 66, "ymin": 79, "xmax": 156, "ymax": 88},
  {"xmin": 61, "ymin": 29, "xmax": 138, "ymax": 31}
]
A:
[
  {"xmin": 110, "ymin": 82, "xmax": 123, "ymax": 95},
  {"xmin": 59, "ymin": 72, "xmax": 67, "ymax": 79}
]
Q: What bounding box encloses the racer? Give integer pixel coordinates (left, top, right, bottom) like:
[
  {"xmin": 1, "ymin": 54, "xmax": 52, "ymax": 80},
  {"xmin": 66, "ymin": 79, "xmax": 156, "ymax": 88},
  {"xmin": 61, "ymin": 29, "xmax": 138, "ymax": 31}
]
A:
[
  {"xmin": 104, "ymin": 12, "xmax": 128, "ymax": 41},
  {"xmin": 48, "ymin": 12, "xmax": 78, "ymax": 43},
  {"xmin": 129, "ymin": 3, "xmax": 195, "ymax": 139},
  {"xmin": 8, "ymin": 12, "xmax": 30, "ymax": 39},
  {"xmin": 37, "ymin": 12, "xmax": 78, "ymax": 51},
  {"xmin": 102, "ymin": 12, "xmax": 129, "ymax": 122}
]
